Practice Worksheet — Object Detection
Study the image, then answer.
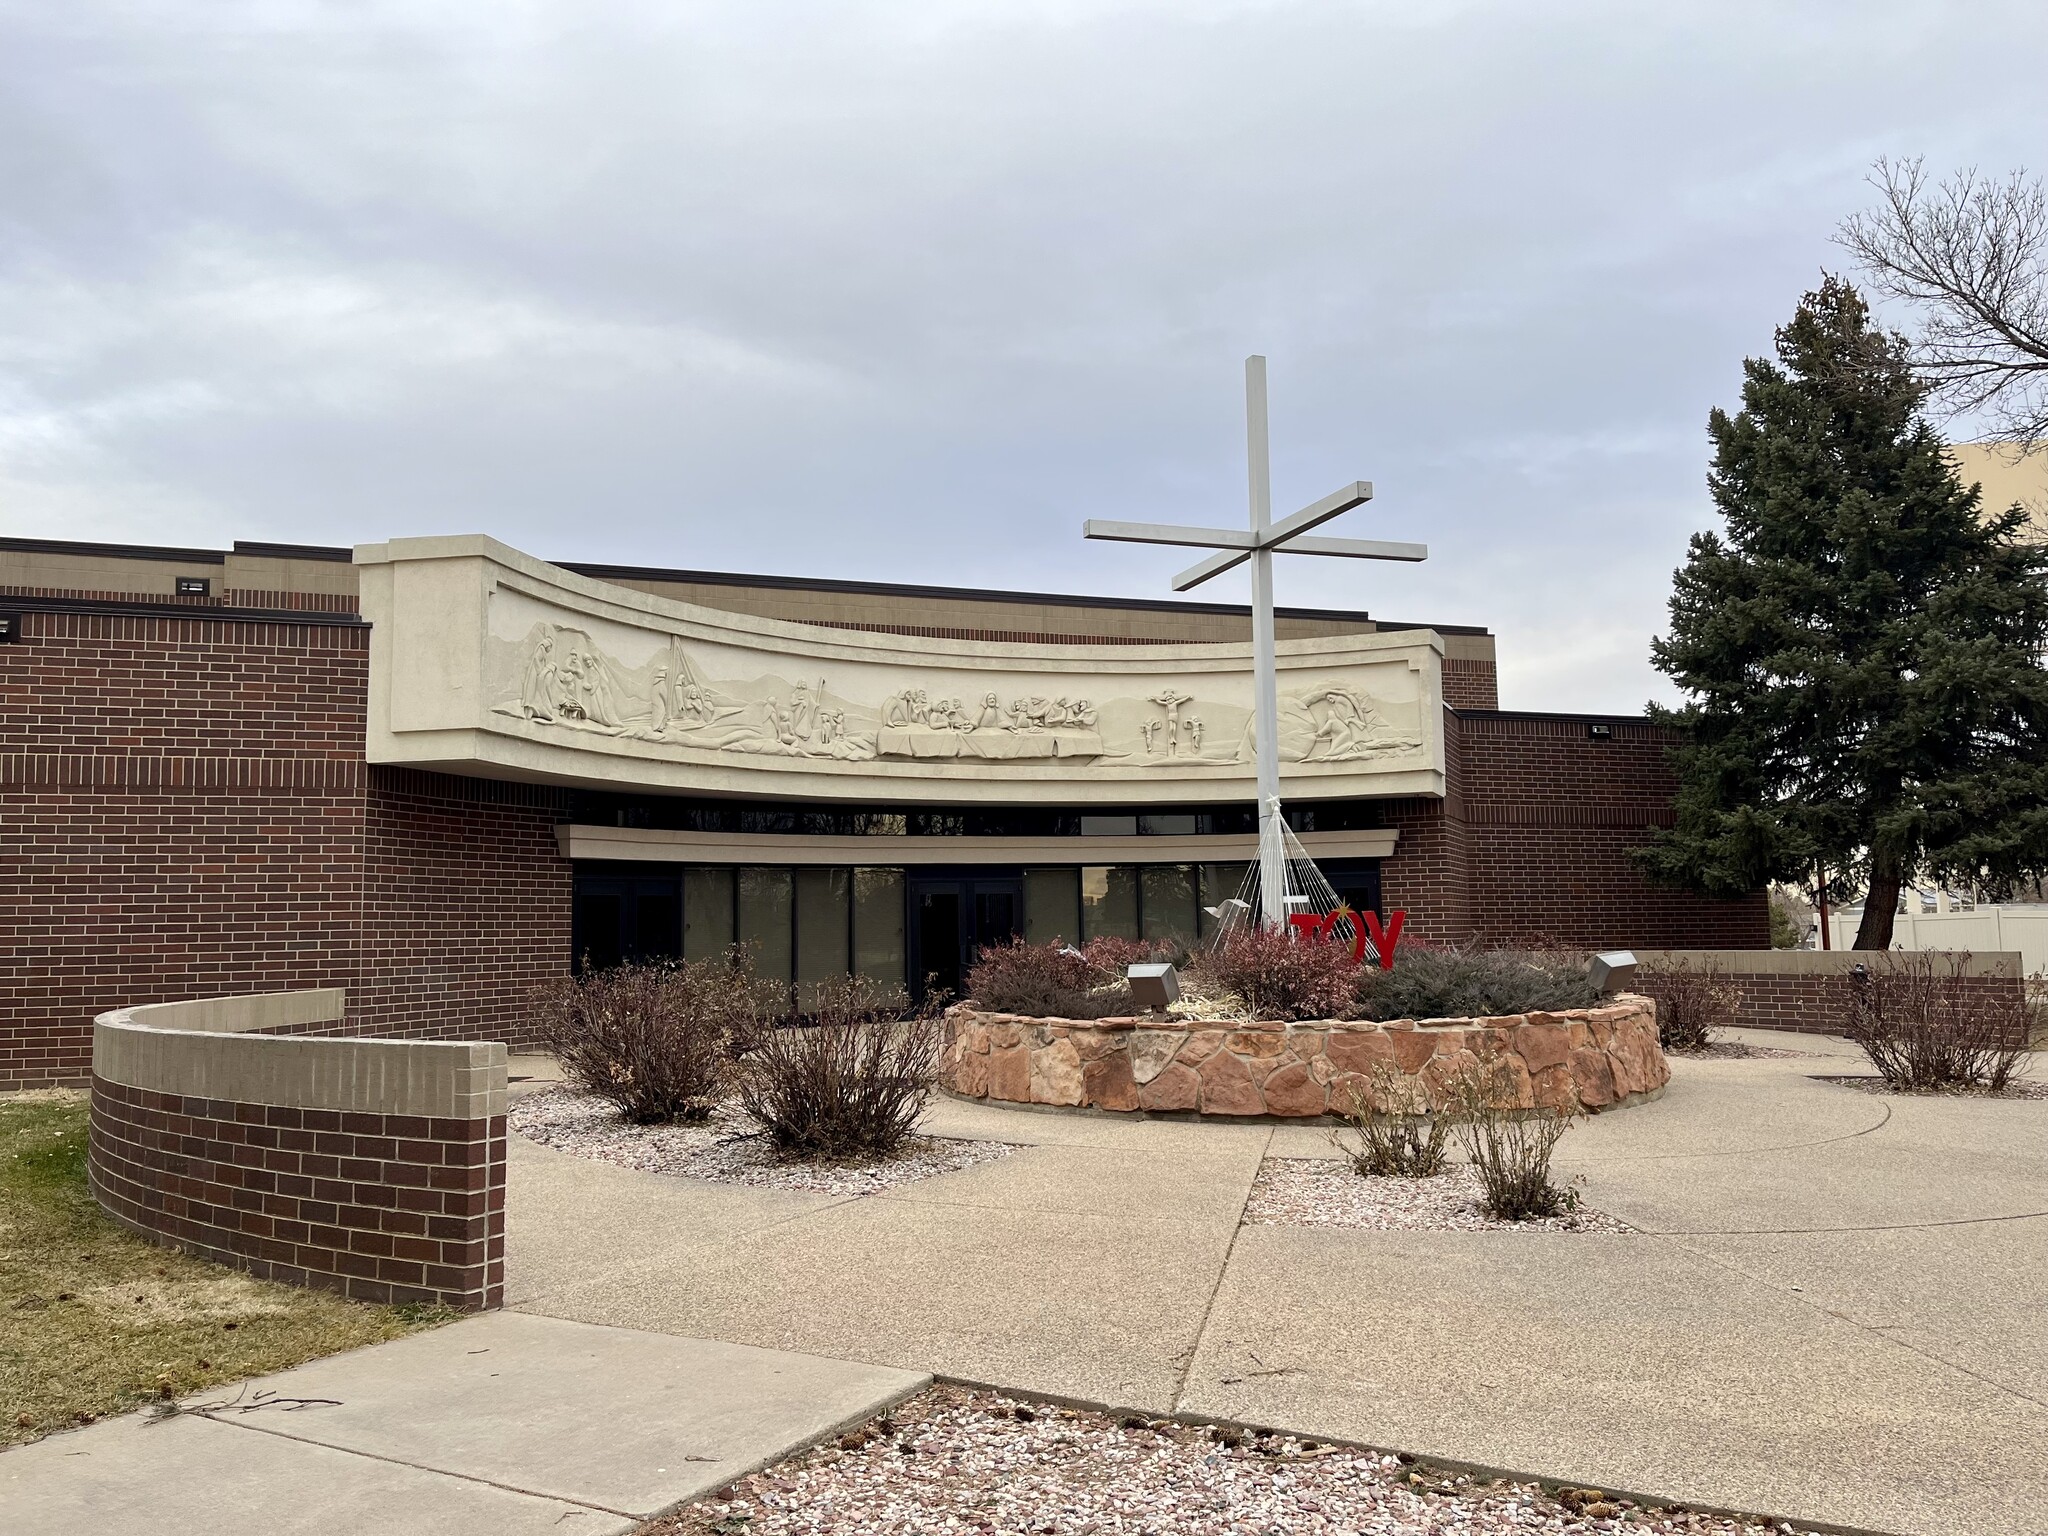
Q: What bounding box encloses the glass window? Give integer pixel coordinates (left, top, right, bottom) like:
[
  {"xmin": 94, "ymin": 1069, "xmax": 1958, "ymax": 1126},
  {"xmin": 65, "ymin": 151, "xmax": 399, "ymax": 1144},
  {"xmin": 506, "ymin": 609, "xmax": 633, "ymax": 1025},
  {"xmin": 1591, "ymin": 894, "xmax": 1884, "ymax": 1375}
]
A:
[
  {"xmin": 1079, "ymin": 815, "xmax": 1138, "ymax": 837},
  {"xmin": 1140, "ymin": 865, "xmax": 1199, "ymax": 947},
  {"xmin": 683, "ymin": 867, "xmax": 736, "ymax": 961},
  {"xmin": 1139, "ymin": 813, "xmax": 1197, "ymax": 836},
  {"xmin": 852, "ymin": 868, "xmax": 906, "ymax": 988},
  {"xmin": 795, "ymin": 867, "xmax": 851, "ymax": 1011},
  {"xmin": 1199, "ymin": 863, "xmax": 1252, "ymax": 939},
  {"xmin": 1080, "ymin": 866, "xmax": 1139, "ymax": 940},
  {"xmin": 1023, "ymin": 868, "xmax": 1081, "ymax": 946},
  {"xmin": 737, "ymin": 867, "xmax": 794, "ymax": 993}
]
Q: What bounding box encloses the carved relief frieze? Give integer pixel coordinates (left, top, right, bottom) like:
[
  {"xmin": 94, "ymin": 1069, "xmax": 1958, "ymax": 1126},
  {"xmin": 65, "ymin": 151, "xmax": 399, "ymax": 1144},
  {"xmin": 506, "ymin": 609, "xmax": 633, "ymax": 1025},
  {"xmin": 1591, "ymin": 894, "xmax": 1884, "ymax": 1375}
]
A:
[{"xmin": 358, "ymin": 535, "xmax": 1447, "ymax": 803}]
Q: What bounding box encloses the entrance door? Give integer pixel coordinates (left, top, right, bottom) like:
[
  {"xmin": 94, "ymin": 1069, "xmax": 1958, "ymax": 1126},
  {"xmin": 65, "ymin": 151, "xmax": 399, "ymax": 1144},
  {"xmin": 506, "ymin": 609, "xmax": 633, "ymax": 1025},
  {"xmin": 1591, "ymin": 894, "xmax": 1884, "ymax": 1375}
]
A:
[{"xmin": 906, "ymin": 871, "xmax": 1023, "ymax": 1001}]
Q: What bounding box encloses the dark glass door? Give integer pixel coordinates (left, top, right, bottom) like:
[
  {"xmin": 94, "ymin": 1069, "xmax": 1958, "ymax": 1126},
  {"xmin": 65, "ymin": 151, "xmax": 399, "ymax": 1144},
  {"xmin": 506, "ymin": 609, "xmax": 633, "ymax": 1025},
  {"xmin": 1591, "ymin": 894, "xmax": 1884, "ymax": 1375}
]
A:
[
  {"xmin": 907, "ymin": 871, "xmax": 1023, "ymax": 1001},
  {"xmin": 572, "ymin": 870, "xmax": 682, "ymax": 973}
]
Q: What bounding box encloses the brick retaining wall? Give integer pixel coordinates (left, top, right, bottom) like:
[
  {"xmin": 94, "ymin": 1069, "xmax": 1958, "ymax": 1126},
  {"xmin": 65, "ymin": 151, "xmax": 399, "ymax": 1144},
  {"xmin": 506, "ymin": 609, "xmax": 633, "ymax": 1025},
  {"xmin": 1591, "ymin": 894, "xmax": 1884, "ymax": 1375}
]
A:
[
  {"xmin": 1632, "ymin": 949, "xmax": 2030, "ymax": 1044},
  {"xmin": 88, "ymin": 1078, "xmax": 505, "ymax": 1310},
  {"xmin": 87, "ymin": 989, "xmax": 507, "ymax": 1311}
]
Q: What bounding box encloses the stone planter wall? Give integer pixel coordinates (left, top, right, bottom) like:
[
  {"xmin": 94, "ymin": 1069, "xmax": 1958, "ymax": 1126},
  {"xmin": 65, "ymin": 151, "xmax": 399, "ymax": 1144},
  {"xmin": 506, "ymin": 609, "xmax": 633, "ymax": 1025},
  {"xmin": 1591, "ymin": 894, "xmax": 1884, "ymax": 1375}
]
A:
[{"xmin": 941, "ymin": 996, "xmax": 1666, "ymax": 1118}]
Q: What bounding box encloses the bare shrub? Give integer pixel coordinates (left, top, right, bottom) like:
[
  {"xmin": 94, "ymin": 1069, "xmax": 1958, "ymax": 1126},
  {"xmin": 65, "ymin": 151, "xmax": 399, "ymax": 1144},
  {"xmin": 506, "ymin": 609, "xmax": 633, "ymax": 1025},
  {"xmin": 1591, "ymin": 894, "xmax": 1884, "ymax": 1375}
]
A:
[
  {"xmin": 535, "ymin": 954, "xmax": 773, "ymax": 1124},
  {"xmin": 1329, "ymin": 1065, "xmax": 1453, "ymax": 1178},
  {"xmin": 1451, "ymin": 1066, "xmax": 1581, "ymax": 1220},
  {"xmin": 734, "ymin": 976, "xmax": 944, "ymax": 1160},
  {"xmin": 1636, "ymin": 959, "xmax": 1744, "ymax": 1050},
  {"xmin": 1186, "ymin": 926, "xmax": 1358, "ymax": 1021},
  {"xmin": 964, "ymin": 937, "xmax": 1172, "ymax": 1019},
  {"xmin": 1351, "ymin": 945, "xmax": 1596, "ymax": 1022},
  {"xmin": 1846, "ymin": 952, "xmax": 2031, "ymax": 1092}
]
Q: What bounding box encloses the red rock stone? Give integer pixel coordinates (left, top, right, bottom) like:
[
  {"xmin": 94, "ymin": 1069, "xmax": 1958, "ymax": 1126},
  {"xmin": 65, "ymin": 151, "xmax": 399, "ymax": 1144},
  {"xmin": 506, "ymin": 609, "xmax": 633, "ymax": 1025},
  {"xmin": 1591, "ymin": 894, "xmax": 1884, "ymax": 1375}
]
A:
[
  {"xmin": 1082, "ymin": 1052, "xmax": 1139, "ymax": 1112},
  {"xmin": 954, "ymin": 1050, "xmax": 990, "ymax": 1098},
  {"xmin": 1138, "ymin": 1062, "xmax": 1199, "ymax": 1112},
  {"xmin": 1225, "ymin": 1031, "xmax": 1289, "ymax": 1059},
  {"xmin": 1513, "ymin": 1022, "xmax": 1572, "ymax": 1075},
  {"xmin": 1260, "ymin": 1062, "xmax": 1326, "ymax": 1117},
  {"xmin": 1324, "ymin": 1029, "xmax": 1398, "ymax": 1078},
  {"xmin": 1128, "ymin": 1031, "xmax": 1183, "ymax": 1085},
  {"xmin": 986, "ymin": 1045, "xmax": 1029, "ymax": 1102},
  {"xmin": 1176, "ymin": 1032, "xmax": 1224, "ymax": 1067},
  {"xmin": 1198, "ymin": 1049, "xmax": 1264, "ymax": 1115},
  {"xmin": 1030, "ymin": 1039, "xmax": 1084, "ymax": 1106},
  {"xmin": 1324, "ymin": 1072, "xmax": 1372, "ymax": 1116},
  {"xmin": 1071, "ymin": 1028, "xmax": 1121, "ymax": 1061},
  {"xmin": 1523, "ymin": 1064, "xmax": 1569, "ymax": 1109},
  {"xmin": 1571, "ymin": 1045, "xmax": 1617, "ymax": 1108},
  {"xmin": 987, "ymin": 1023, "xmax": 1023, "ymax": 1051},
  {"xmin": 1389, "ymin": 1029, "xmax": 1439, "ymax": 1074}
]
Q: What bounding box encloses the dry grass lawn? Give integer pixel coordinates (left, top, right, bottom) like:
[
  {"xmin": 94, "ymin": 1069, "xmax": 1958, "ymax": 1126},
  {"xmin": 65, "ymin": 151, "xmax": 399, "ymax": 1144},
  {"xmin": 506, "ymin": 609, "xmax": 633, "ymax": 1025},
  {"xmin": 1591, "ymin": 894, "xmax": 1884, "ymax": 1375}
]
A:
[{"xmin": 1, "ymin": 1093, "xmax": 452, "ymax": 1445}]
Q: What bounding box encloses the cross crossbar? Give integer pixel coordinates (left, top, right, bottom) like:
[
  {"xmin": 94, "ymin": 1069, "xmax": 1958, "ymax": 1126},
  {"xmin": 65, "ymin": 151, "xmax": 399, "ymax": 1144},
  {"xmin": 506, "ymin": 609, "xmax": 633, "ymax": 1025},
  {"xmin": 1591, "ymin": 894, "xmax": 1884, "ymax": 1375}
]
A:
[{"xmin": 1079, "ymin": 356, "xmax": 1427, "ymax": 930}]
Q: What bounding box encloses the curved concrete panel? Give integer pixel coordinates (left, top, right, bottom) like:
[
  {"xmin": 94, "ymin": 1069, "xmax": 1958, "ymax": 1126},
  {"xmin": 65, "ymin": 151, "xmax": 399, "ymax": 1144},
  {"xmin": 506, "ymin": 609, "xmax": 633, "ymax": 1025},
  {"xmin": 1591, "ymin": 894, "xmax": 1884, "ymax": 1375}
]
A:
[{"xmin": 356, "ymin": 535, "xmax": 1447, "ymax": 803}]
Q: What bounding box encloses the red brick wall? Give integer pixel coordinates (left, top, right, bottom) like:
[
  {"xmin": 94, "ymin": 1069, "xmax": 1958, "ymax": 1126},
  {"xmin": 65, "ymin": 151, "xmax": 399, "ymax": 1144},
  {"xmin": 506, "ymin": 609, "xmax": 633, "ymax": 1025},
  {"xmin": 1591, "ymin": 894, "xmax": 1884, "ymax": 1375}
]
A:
[
  {"xmin": 1636, "ymin": 966, "xmax": 2029, "ymax": 1045},
  {"xmin": 356, "ymin": 769, "xmax": 570, "ymax": 1052},
  {"xmin": 0, "ymin": 607, "xmax": 572, "ymax": 1089},
  {"xmin": 88, "ymin": 1075, "xmax": 505, "ymax": 1310},
  {"xmin": 1376, "ymin": 712, "xmax": 1768, "ymax": 950}
]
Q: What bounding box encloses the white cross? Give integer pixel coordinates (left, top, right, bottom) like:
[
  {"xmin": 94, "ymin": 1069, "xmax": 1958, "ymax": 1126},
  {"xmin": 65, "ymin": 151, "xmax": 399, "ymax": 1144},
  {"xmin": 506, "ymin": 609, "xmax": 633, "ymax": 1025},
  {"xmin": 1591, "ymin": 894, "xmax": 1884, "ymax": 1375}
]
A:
[{"xmin": 1083, "ymin": 356, "xmax": 1428, "ymax": 930}]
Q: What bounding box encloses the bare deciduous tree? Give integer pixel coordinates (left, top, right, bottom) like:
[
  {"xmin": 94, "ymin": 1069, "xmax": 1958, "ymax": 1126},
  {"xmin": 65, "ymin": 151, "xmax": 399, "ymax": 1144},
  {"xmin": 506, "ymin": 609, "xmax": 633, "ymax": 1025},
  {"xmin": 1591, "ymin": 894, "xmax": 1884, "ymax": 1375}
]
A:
[{"xmin": 1837, "ymin": 157, "xmax": 2048, "ymax": 448}]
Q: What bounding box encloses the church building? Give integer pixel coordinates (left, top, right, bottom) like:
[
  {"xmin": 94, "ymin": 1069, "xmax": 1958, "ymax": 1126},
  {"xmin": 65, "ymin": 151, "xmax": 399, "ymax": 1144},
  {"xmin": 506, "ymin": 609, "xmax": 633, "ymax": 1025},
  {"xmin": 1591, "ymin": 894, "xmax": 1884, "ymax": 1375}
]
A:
[{"xmin": 0, "ymin": 532, "xmax": 1766, "ymax": 1090}]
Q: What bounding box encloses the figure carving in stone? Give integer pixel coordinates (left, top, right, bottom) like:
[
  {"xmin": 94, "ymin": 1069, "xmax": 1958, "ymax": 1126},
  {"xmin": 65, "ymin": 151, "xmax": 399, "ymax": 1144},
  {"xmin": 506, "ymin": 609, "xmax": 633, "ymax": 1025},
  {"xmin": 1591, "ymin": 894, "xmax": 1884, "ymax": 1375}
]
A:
[
  {"xmin": 649, "ymin": 667, "xmax": 671, "ymax": 733},
  {"xmin": 1140, "ymin": 719, "xmax": 1159, "ymax": 754},
  {"xmin": 519, "ymin": 629, "xmax": 558, "ymax": 720},
  {"xmin": 1187, "ymin": 716, "xmax": 1203, "ymax": 752},
  {"xmin": 1070, "ymin": 699, "xmax": 1097, "ymax": 729},
  {"xmin": 1307, "ymin": 684, "xmax": 1382, "ymax": 760},
  {"xmin": 788, "ymin": 678, "xmax": 821, "ymax": 743},
  {"xmin": 971, "ymin": 692, "xmax": 1002, "ymax": 731},
  {"xmin": 1149, "ymin": 688, "xmax": 1193, "ymax": 757}
]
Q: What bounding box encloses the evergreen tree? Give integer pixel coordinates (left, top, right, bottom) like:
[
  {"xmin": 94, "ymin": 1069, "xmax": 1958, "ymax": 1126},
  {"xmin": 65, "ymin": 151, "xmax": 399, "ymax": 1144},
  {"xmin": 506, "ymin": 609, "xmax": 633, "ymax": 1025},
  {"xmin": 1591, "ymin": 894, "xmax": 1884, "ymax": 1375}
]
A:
[{"xmin": 1636, "ymin": 276, "xmax": 2048, "ymax": 949}]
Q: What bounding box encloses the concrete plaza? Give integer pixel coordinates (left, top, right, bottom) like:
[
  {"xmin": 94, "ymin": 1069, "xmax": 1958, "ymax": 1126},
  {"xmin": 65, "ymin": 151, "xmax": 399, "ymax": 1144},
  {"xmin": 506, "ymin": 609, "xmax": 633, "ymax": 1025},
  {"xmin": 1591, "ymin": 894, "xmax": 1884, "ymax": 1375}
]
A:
[
  {"xmin": 507, "ymin": 1030, "xmax": 2048, "ymax": 1536},
  {"xmin": 7, "ymin": 1030, "xmax": 2042, "ymax": 1536}
]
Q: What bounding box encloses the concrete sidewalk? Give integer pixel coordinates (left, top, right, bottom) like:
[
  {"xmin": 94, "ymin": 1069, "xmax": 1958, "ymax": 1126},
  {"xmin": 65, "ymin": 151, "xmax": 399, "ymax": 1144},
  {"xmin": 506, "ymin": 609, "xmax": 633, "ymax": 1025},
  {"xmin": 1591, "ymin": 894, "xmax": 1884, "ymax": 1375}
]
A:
[
  {"xmin": 0, "ymin": 1313, "xmax": 926, "ymax": 1536},
  {"xmin": 508, "ymin": 1031, "xmax": 2048, "ymax": 1536}
]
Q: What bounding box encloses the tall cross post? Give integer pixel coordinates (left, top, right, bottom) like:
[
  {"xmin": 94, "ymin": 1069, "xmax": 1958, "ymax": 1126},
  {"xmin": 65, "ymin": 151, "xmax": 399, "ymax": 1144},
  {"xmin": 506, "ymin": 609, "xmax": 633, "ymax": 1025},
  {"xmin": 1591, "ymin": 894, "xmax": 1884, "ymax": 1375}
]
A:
[{"xmin": 1084, "ymin": 356, "xmax": 1428, "ymax": 929}]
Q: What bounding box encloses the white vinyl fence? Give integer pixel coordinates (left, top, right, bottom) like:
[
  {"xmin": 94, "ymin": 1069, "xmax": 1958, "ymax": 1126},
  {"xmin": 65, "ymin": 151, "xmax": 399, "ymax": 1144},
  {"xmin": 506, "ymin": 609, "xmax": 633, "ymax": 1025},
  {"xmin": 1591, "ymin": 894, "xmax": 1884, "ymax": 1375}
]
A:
[{"xmin": 1825, "ymin": 904, "xmax": 2048, "ymax": 980}]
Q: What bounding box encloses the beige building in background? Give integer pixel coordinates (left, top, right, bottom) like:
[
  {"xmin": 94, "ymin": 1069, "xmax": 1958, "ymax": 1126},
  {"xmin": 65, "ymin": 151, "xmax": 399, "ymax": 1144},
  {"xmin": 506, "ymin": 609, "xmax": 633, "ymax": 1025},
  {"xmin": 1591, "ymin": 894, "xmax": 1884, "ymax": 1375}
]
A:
[{"xmin": 1949, "ymin": 442, "xmax": 2048, "ymax": 542}]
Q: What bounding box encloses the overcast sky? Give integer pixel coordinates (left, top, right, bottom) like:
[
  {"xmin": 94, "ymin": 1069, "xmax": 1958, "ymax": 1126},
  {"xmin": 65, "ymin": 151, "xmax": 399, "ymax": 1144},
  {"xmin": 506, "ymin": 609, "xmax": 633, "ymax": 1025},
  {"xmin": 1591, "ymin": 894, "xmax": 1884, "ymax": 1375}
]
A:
[{"xmin": 3, "ymin": 1, "xmax": 2043, "ymax": 712}]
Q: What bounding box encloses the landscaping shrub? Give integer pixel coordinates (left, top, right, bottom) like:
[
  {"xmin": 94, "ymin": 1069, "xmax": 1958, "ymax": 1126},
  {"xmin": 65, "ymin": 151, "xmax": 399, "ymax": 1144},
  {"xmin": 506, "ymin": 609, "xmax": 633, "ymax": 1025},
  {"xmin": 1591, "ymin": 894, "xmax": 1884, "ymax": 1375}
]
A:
[
  {"xmin": 1186, "ymin": 924, "xmax": 1359, "ymax": 1021},
  {"xmin": 535, "ymin": 954, "xmax": 773, "ymax": 1124},
  {"xmin": 734, "ymin": 976, "xmax": 943, "ymax": 1160},
  {"xmin": 1451, "ymin": 1066, "xmax": 1581, "ymax": 1220},
  {"xmin": 1350, "ymin": 945, "xmax": 1597, "ymax": 1022},
  {"xmin": 1635, "ymin": 958, "xmax": 1743, "ymax": 1050},
  {"xmin": 963, "ymin": 937, "xmax": 1165, "ymax": 1019},
  {"xmin": 1846, "ymin": 952, "xmax": 2031, "ymax": 1092},
  {"xmin": 1329, "ymin": 1065, "xmax": 1452, "ymax": 1178}
]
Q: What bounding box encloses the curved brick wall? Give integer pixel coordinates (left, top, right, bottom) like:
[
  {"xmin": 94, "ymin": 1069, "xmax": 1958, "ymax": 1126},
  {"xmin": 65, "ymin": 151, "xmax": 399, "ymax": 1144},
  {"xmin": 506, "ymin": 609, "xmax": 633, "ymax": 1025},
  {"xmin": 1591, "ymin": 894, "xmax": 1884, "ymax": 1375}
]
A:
[
  {"xmin": 87, "ymin": 989, "xmax": 507, "ymax": 1311},
  {"xmin": 941, "ymin": 997, "xmax": 1667, "ymax": 1118}
]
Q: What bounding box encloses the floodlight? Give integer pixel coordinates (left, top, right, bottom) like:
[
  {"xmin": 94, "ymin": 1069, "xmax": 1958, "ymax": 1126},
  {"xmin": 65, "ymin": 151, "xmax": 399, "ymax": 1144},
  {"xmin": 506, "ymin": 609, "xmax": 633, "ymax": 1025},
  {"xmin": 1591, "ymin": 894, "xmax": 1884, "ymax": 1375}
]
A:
[{"xmin": 1127, "ymin": 963, "xmax": 1181, "ymax": 1012}]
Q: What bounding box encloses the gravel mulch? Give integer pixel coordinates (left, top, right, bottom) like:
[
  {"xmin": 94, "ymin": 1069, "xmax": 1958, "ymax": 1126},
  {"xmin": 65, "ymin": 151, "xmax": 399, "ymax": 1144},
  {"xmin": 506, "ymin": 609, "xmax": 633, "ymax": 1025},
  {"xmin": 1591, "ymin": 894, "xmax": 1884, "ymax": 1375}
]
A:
[
  {"xmin": 1813, "ymin": 1074, "xmax": 2048, "ymax": 1101},
  {"xmin": 1670, "ymin": 1042, "xmax": 1819, "ymax": 1061},
  {"xmin": 509, "ymin": 1085, "xmax": 1016, "ymax": 1196},
  {"xmin": 642, "ymin": 1384, "xmax": 1820, "ymax": 1536},
  {"xmin": 1243, "ymin": 1158, "xmax": 1632, "ymax": 1234}
]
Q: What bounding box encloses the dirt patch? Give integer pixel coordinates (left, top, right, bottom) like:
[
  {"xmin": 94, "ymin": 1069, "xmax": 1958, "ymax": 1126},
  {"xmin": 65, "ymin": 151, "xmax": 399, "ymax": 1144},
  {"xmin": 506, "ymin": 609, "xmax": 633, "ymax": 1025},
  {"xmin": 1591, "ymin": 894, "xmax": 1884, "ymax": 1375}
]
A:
[{"xmin": 1812, "ymin": 1074, "xmax": 2048, "ymax": 1100}]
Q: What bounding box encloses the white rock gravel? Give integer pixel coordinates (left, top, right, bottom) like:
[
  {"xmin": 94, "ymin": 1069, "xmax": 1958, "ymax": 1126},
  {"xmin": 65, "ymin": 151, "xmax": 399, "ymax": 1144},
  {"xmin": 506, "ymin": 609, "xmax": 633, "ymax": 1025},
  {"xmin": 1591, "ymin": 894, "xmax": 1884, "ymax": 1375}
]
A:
[
  {"xmin": 1813, "ymin": 1073, "xmax": 2048, "ymax": 1101},
  {"xmin": 645, "ymin": 1385, "xmax": 1820, "ymax": 1536},
  {"xmin": 508, "ymin": 1084, "xmax": 1015, "ymax": 1196},
  {"xmin": 1243, "ymin": 1158, "xmax": 1633, "ymax": 1234},
  {"xmin": 1670, "ymin": 1042, "xmax": 1818, "ymax": 1061}
]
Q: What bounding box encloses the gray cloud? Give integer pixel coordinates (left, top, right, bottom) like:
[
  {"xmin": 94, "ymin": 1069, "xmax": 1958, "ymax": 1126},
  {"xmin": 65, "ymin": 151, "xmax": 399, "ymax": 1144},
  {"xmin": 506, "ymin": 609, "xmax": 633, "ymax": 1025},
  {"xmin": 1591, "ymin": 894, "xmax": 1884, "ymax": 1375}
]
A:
[{"xmin": 4, "ymin": 0, "xmax": 2045, "ymax": 710}]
